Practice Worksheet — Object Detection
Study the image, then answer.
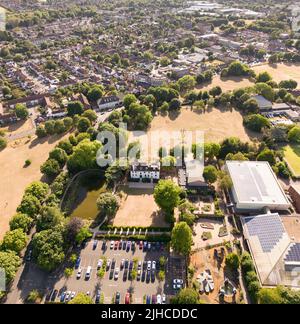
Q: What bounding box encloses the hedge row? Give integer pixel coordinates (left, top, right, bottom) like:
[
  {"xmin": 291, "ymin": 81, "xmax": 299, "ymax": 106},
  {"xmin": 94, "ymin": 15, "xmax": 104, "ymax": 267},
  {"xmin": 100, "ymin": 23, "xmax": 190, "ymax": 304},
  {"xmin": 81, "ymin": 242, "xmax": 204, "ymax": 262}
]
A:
[
  {"xmin": 95, "ymin": 233, "xmax": 171, "ymax": 242},
  {"xmin": 100, "ymin": 225, "xmax": 171, "ymax": 232}
]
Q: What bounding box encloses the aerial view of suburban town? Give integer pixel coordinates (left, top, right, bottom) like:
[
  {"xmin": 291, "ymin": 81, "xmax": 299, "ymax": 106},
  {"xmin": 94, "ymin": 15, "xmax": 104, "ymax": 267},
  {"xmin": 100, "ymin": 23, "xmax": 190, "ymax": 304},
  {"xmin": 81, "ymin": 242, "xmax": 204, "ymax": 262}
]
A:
[{"xmin": 0, "ymin": 0, "xmax": 300, "ymax": 307}]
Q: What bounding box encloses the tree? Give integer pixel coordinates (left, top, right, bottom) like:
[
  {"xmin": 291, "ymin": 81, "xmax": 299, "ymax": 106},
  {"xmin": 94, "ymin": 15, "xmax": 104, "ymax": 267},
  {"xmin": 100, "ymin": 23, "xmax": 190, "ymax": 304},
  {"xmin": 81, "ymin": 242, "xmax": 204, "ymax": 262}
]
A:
[
  {"xmin": 218, "ymin": 171, "xmax": 233, "ymax": 191},
  {"xmin": 15, "ymin": 103, "xmax": 29, "ymax": 120},
  {"xmin": 244, "ymin": 114, "xmax": 270, "ymax": 132},
  {"xmin": 105, "ymin": 160, "xmax": 128, "ymax": 185},
  {"xmin": 63, "ymin": 117, "xmax": 73, "ymax": 130},
  {"xmin": 0, "ymin": 251, "xmax": 21, "ymax": 283},
  {"xmin": 161, "ymin": 155, "xmax": 176, "ymax": 171},
  {"xmin": 17, "ymin": 195, "xmax": 41, "ymax": 218},
  {"xmin": 225, "ymin": 253, "xmax": 240, "ymax": 270},
  {"xmin": 255, "ymin": 83, "xmax": 275, "ymax": 101},
  {"xmin": 209, "ymin": 86, "xmax": 222, "ymax": 97},
  {"xmin": 82, "ymin": 109, "xmax": 97, "ymax": 123},
  {"xmin": 65, "ymin": 217, "xmax": 84, "ymax": 244},
  {"xmin": 96, "ymin": 192, "xmax": 119, "ymax": 219},
  {"xmin": 77, "ymin": 117, "xmax": 91, "ymax": 133},
  {"xmin": 9, "ymin": 213, "xmax": 33, "ymax": 233},
  {"xmin": 256, "ymin": 71, "xmax": 272, "ymax": 83},
  {"xmin": 193, "ymin": 100, "xmax": 205, "ymax": 112},
  {"xmin": 203, "ymin": 143, "xmax": 220, "ymax": 161},
  {"xmin": 288, "ymin": 126, "xmax": 300, "ymax": 143},
  {"xmin": 54, "ymin": 120, "xmax": 66, "ymax": 134},
  {"xmin": 58, "ymin": 139, "xmax": 73, "ymax": 155},
  {"xmin": 40, "ymin": 159, "xmax": 61, "ymax": 178},
  {"xmin": 67, "ymin": 101, "xmax": 84, "ymax": 116},
  {"xmin": 203, "ymin": 165, "xmax": 218, "ymax": 184},
  {"xmin": 25, "ymin": 181, "xmax": 49, "ymax": 201},
  {"xmin": 1, "ymin": 229, "xmax": 27, "ymax": 254},
  {"xmin": 123, "ymin": 94, "xmax": 137, "ymax": 109},
  {"xmin": 75, "ymin": 226, "xmax": 92, "ymax": 244},
  {"xmin": 258, "ymin": 288, "xmax": 283, "ymax": 304},
  {"xmin": 257, "ymin": 149, "xmax": 276, "ymax": 165},
  {"xmin": 49, "ymin": 148, "xmax": 67, "ymax": 166},
  {"xmin": 154, "ymin": 180, "xmax": 182, "ymax": 213},
  {"xmin": 171, "ymin": 222, "xmax": 193, "ymax": 255},
  {"xmin": 87, "ymin": 86, "xmax": 103, "ymax": 101},
  {"xmin": 279, "ymin": 79, "xmax": 298, "ymax": 90},
  {"xmin": 67, "ymin": 139, "xmax": 101, "ymax": 173},
  {"xmin": 125, "ymin": 103, "xmax": 153, "ymax": 130},
  {"xmin": 27, "ymin": 289, "xmax": 42, "ymax": 304},
  {"xmin": 68, "ymin": 293, "xmax": 94, "ymax": 304},
  {"xmin": 36, "ymin": 125, "xmax": 47, "ymax": 138},
  {"xmin": 242, "ymin": 98, "xmax": 259, "ymax": 113},
  {"xmin": 0, "ymin": 136, "xmax": 7, "ymax": 150},
  {"xmin": 36, "ymin": 206, "xmax": 64, "ymax": 232},
  {"xmin": 32, "ymin": 227, "xmax": 65, "ymax": 272},
  {"xmin": 177, "ymin": 75, "xmax": 196, "ymax": 94},
  {"xmin": 45, "ymin": 120, "xmax": 55, "ymax": 135},
  {"xmin": 171, "ymin": 288, "xmax": 199, "ymax": 304},
  {"xmin": 169, "ymin": 98, "xmax": 181, "ymax": 111}
]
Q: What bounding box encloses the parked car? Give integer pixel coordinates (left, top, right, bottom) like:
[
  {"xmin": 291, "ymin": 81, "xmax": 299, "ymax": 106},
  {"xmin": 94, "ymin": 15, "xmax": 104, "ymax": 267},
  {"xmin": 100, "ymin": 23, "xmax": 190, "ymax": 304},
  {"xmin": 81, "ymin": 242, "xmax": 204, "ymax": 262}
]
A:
[
  {"xmin": 93, "ymin": 240, "xmax": 98, "ymax": 250},
  {"xmin": 95, "ymin": 289, "xmax": 101, "ymax": 304},
  {"xmin": 123, "ymin": 269, "xmax": 128, "ymax": 281},
  {"xmin": 162, "ymin": 294, "xmax": 166, "ymax": 304},
  {"xmin": 157, "ymin": 294, "xmax": 162, "ymax": 304},
  {"xmin": 106, "ymin": 259, "xmax": 111, "ymax": 270},
  {"xmin": 75, "ymin": 257, "xmax": 81, "ymax": 269},
  {"xmin": 146, "ymin": 295, "xmax": 151, "ymax": 304},
  {"xmin": 60, "ymin": 292, "xmax": 66, "ymax": 303},
  {"xmin": 124, "ymin": 259, "xmax": 129, "ymax": 269},
  {"xmin": 120, "ymin": 259, "xmax": 125, "ymax": 269},
  {"xmin": 70, "ymin": 292, "xmax": 76, "ymax": 300},
  {"xmin": 147, "ymin": 242, "xmax": 151, "ymax": 250},
  {"xmin": 111, "ymin": 258, "xmax": 116, "ymax": 270},
  {"xmin": 50, "ymin": 289, "xmax": 58, "ymax": 302},
  {"xmin": 143, "ymin": 261, "xmax": 147, "ymax": 271},
  {"xmin": 129, "ymin": 260, "xmax": 133, "ymax": 270},
  {"xmin": 114, "ymin": 267, "xmax": 120, "ymax": 280},
  {"xmin": 126, "ymin": 241, "xmax": 131, "ymax": 251},
  {"xmin": 147, "ymin": 261, "xmax": 152, "ymax": 271},
  {"xmin": 85, "ymin": 266, "xmax": 92, "ymax": 279},
  {"xmin": 119, "ymin": 240, "xmax": 123, "ymax": 250},
  {"xmin": 131, "ymin": 241, "xmax": 135, "ymax": 251},
  {"xmin": 97, "ymin": 259, "xmax": 103, "ymax": 270},
  {"xmin": 151, "ymin": 295, "xmax": 157, "ymax": 305},
  {"xmin": 115, "ymin": 292, "xmax": 121, "ymax": 304},
  {"xmin": 114, "ymin": 241, "xmax": 119, "ymax": 250},
  {"xmin": 45, "ymin": 290, "xmax": 53, "ymax": 302},
  {"xmin": 125, "ymin": 293, "xmax": 130, "ymax": 304},
  {"xmin": 65, "ymin": 291, "xmax": 71, "ymax": 302},
  {"xmin": 137, "ymin": 270, "xmax": 141, "ymax": 281},
  {"xmin": 110, "ymin": 241, "xmax": 115, "ymax": 249},
  {"xmin": 139, "ymin": 241, "xmax": 143, "ymax": 249},
  {"xmin": 122, "ymin": 241, "xmax": 127, "ymax": 250},
  {"xmin": 76, "ymin": 268, "xmax": 82, "ymax": 279},
  {"xmin": 143, "ymin": 241, "xmax": 148, "ymax": 250},
  {"xmin": 102, "ymin": 241, "xmax": 107, "ymax": 251},
  {"xmin": 151, "ymin": 270, "xmax": 155, "ymax": 282},
  {"xmin": 152, "ymin": 261, "xmax": 156, "ymax": 270},
  {"xmin": 173, "ymin": 279, "xmax": 184, "ymax": 285},
  {"xmin": 138, "ymin": 261, "xmax": 142, "ymax": 270}
]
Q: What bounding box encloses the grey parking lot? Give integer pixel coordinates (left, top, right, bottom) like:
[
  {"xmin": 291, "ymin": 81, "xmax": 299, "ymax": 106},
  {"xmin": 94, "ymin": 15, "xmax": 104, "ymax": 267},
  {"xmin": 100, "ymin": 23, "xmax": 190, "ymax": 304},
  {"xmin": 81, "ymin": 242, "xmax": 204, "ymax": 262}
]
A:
[{"xmin": 48, "ymin": 240, "xmax": 172, "ymax": 304}]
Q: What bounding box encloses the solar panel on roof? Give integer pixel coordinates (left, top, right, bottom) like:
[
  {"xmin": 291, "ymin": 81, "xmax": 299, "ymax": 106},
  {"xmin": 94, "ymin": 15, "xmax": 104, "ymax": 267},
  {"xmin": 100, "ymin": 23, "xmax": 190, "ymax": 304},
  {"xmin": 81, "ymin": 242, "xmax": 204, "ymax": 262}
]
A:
[
  {"xmin": 284, "ymin": 243, "xmax": 300, "ymax": 262},
  {"xmin": 245, "ymin": 215, "xmax": 285, "ymax": 253}
]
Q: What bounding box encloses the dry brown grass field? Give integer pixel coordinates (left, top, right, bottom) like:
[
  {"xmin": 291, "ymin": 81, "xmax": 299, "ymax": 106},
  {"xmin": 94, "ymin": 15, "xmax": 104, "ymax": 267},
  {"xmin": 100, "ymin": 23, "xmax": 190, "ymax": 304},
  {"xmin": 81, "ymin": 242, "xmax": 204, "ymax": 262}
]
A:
[{"xmin": 0, "ymin": 134, "xmax": 69, "ymax": 239}]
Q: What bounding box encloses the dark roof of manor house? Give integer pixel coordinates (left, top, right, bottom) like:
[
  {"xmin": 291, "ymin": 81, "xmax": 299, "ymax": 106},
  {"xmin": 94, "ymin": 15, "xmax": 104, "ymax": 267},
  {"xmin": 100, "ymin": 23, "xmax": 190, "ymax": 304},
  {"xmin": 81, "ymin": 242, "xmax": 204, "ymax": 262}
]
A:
[{"xmin": 131, "ymin": 162, "xmax": 160, "ymax": 172}]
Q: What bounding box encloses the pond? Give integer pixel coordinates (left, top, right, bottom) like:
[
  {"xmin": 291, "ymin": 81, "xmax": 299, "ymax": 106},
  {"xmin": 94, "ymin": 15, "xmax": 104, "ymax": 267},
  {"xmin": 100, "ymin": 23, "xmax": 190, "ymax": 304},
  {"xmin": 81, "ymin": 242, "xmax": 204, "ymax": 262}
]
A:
[{"xmin": 68, "ymin": 174, "xmax": 107, "ymax": 221}]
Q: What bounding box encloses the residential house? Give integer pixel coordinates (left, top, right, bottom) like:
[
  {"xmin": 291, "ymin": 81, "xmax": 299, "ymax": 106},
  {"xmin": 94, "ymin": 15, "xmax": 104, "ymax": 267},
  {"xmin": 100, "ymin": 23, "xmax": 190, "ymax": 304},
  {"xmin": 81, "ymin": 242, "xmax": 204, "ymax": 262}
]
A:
[
  {"xmin": 129, "ymin": 162, "xmax": 160, "ymax": 182},
  {"xmin": 97, "ymin": 95, "xmax": 121, "ymax": 111}
]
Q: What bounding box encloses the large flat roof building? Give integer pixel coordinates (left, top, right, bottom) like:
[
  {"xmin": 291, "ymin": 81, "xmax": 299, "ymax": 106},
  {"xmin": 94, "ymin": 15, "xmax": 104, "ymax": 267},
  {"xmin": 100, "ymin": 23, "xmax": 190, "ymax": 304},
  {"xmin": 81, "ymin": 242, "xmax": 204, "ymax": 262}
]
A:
[{"xmin": 226, "ymin": 161, "xmax": 290, "ymax": 212}]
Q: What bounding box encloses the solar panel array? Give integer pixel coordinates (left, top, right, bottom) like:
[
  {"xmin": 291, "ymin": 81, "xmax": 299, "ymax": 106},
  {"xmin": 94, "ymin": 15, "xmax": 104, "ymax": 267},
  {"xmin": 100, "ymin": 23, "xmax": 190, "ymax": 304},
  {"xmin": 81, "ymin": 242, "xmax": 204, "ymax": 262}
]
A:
[
  {"xmin": 284, "ymin": 243, "xmax": 300, "ymax": 262},
  {"xmin": 245, "ymin": 215, "xmax": 285, "ymax": 253}
]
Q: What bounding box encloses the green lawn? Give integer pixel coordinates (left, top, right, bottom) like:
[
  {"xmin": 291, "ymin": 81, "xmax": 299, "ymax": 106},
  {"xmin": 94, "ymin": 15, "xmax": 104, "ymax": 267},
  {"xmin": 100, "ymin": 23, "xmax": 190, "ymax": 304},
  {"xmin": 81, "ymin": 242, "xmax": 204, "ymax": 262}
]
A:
[{"xmin": 283, "ymin": 145, "xmax": 300, "ymax": 177}]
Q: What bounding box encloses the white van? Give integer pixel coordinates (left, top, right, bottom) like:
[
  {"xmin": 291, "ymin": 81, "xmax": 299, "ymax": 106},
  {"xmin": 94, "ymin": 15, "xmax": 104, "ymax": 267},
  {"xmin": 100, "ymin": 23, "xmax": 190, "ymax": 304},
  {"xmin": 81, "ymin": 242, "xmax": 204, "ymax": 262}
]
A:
[{"xmin": 85, "ymin": 266, "xmax": 92, "ymax": 279}]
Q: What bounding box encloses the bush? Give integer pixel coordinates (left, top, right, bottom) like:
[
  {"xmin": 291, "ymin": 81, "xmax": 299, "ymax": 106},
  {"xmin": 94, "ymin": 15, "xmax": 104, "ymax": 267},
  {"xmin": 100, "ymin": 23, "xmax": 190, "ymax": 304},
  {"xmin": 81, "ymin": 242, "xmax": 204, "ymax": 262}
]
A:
[
  {"xmin": 0, "ymin": 136, "xmax": 7, "ymax": 150},
  {"xmin": 225, "ymin": 253, "xmax": 240, "ymax": 270}
]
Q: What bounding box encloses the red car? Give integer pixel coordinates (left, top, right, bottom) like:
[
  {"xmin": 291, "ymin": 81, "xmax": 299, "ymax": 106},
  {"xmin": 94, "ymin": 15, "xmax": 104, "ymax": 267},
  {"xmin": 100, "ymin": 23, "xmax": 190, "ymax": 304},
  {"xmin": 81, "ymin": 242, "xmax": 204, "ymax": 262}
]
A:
[
  {"xmin": 139, "ymin": 241, "xmax": 143, "ymax": 249},
  {"xmin": 125, "ymin": 293, "xmax": 130, "ymax": 304},
  {"xmin": 114, "ymin": 241, "xmax": 119, "ymax": 250}
]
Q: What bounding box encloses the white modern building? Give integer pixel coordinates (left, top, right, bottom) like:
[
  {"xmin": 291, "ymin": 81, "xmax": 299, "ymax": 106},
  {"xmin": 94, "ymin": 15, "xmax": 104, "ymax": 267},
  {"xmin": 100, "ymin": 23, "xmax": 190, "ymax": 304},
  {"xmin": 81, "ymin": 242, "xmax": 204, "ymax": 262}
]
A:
[
  {"xmin": 97, "ymin": 95, "xmax": 121, "ymax": 111},
  {"xmin": 226, "ymin": 161, "xmax": 291, "ymax": 212},
  {"xmin": 130, "ymin": 162, "xmax": 160, "ymax": 182}
]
